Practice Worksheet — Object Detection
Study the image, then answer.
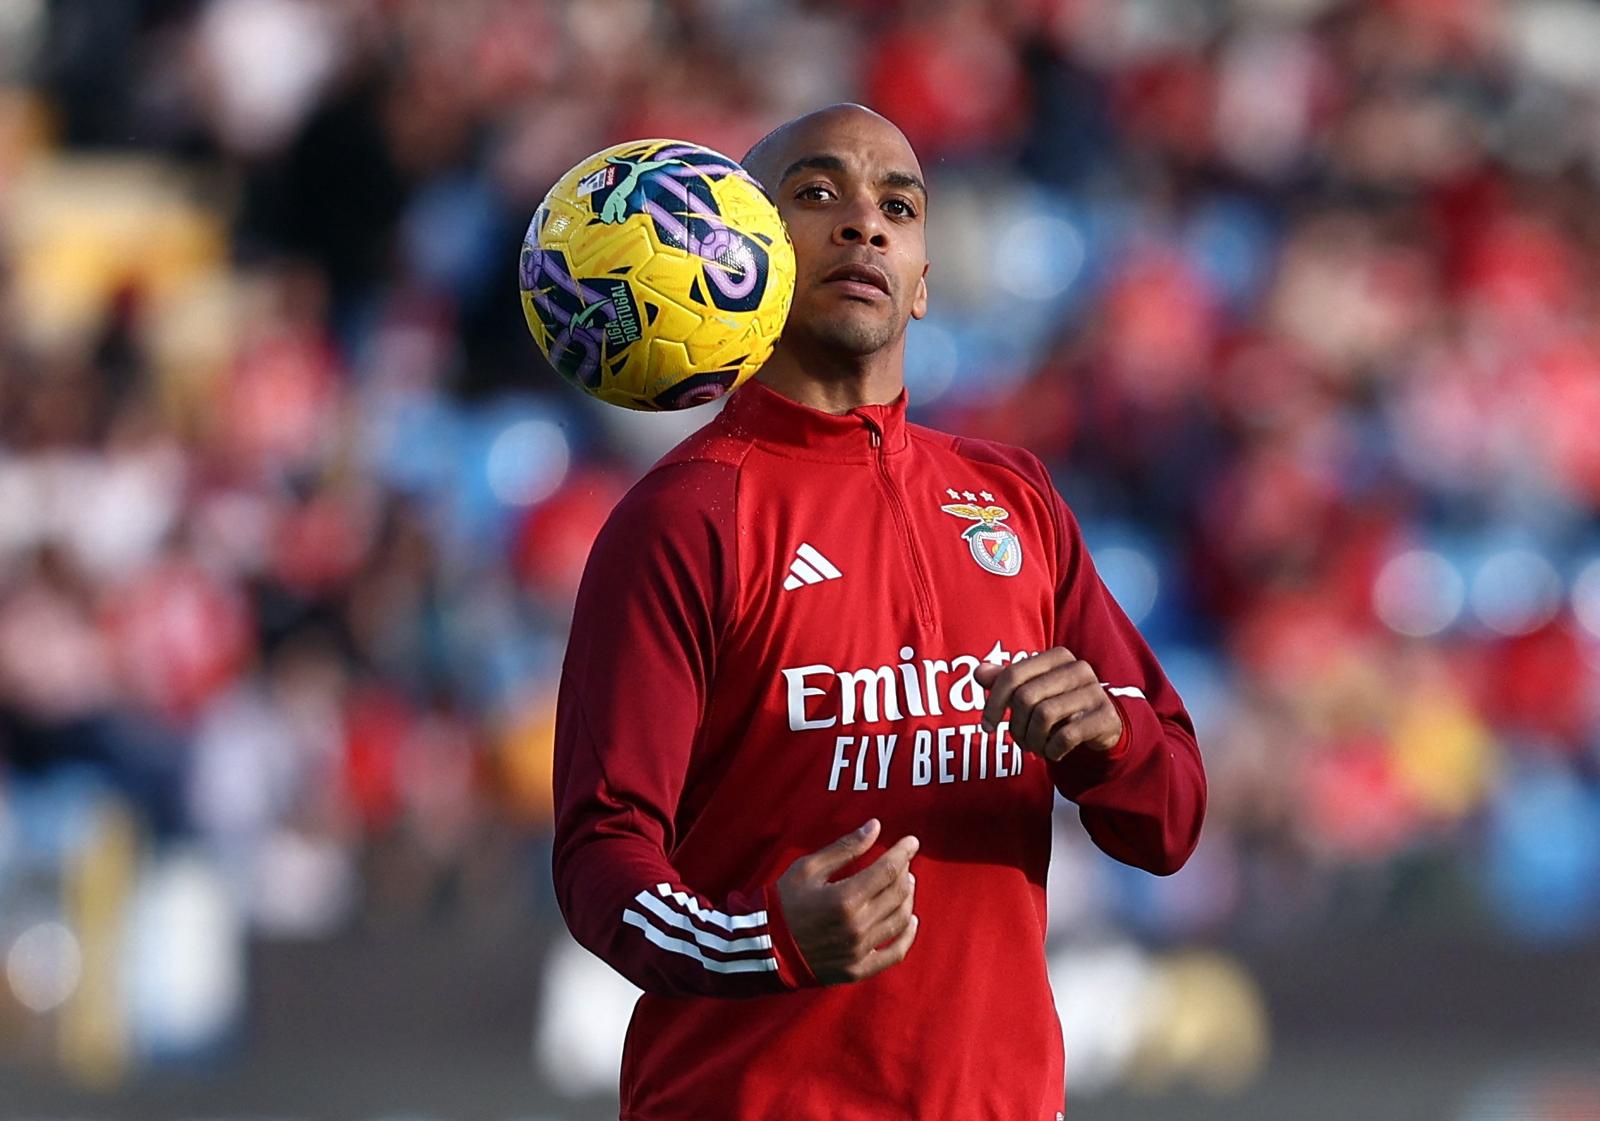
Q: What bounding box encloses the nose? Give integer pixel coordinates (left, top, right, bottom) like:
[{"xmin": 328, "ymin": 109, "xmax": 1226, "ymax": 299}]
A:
[{"xmin": 831, "ymin": 194, "xmax": 888, "ymax": 250}]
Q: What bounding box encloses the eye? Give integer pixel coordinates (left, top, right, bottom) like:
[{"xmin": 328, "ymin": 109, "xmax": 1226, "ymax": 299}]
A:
[
  {"xmin": 796, "ymin": 184, "xmax": 836, "ymax": 202},
  {"xmin": 883, "ymin": 197, "xmax": 918, "ymax": 219}
]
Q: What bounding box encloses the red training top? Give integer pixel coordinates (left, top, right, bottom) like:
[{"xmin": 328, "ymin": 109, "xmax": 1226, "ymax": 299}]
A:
[{"xmin": 552, "ymin": 381, "xmax": 1206, "ymax": 1120}]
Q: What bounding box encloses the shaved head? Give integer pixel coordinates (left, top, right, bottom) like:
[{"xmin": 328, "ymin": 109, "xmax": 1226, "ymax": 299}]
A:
[{"xmin": 743, "ymin": 103, "xmax": 925, "ymax": 204}]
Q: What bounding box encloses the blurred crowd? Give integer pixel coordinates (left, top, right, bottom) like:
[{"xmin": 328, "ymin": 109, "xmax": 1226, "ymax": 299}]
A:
[{"xmin": 4, "ymin": 0, "xmax": 1600, "ymax": 1080}]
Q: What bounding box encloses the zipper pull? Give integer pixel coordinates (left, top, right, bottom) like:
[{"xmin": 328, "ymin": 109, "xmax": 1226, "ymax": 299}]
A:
[{"xmin": 863, "ymin": 415, "xmax": 883, "ymax": 448}]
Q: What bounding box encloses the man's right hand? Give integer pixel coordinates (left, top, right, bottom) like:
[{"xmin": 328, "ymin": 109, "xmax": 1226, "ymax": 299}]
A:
[{"xmin": 775, "ymin": 819, "xmax": 919, "ymax": 985}]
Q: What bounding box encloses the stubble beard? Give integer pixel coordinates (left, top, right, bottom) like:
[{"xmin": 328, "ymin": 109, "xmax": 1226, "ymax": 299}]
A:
[{"xmin": 794, "ymin": 297, "xmax": 904, "ymax": 359}]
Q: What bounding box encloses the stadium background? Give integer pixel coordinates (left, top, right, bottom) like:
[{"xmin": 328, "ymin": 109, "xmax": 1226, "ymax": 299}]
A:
[{"xmin": 2, "ymin": 0, "xmax": 1599, "ymax": 1118}]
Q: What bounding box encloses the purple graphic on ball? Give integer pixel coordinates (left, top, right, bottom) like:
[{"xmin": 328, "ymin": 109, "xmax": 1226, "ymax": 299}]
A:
[{"xmin": 521, "ymin": 245, "xmax": 640, "ymax": 390}]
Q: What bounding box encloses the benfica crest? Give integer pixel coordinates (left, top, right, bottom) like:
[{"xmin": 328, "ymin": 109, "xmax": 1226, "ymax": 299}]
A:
[{"xmin": 940, "ymin": 501, "xmax": 1023, "ymax": 577}]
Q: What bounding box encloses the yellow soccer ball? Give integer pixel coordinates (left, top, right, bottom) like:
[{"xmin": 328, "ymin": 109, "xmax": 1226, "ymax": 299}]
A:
[{"xmin": 519, "ymin": 139, "xmax": 796, "ymax": 410}]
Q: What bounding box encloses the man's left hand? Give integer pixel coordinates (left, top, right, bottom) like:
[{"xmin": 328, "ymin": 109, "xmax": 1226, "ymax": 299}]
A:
[{"xmin": 972, "ymin": 647, "xmax": 1123, "ymax": 761}]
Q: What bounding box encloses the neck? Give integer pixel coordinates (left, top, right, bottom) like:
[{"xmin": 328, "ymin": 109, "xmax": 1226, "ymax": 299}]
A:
[{"xmin": 754, "ymin": 337, "xmax": 906, "ymax": 414}]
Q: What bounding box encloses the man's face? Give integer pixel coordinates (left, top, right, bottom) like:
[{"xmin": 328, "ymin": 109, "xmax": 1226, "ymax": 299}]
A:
[{"xmin": 756, "ymin": 110, "xmax": 929, "ymax": 359}]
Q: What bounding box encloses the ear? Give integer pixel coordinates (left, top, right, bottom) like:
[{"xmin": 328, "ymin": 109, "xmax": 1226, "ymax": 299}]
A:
[{"xmin": 911, "ymin": 262, "xmax": 929, "ymax": 321}]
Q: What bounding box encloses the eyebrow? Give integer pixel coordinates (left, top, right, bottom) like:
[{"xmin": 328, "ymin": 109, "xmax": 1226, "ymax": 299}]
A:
[
  {"xmin": 883, "ymin": 170, "xmax": 928, "ymax": 199},
  {"xmin": 778, "ymin": 154, "xmax": 928, "ymax": 201},
  {"xmin": 777, "ymin": 154, "xmax": 847, "ymax": 183}
]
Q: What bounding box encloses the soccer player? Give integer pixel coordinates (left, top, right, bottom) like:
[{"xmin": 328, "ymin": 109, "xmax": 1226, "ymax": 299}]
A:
[{"xmin": 551, "ymin": 104, "xmax": 1206, "ymax": 1119}]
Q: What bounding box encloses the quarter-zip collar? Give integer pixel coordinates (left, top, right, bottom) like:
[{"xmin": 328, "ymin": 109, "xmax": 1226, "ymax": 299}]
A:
[{"xmin": 718, "ymin": 379, "xmax": 910, "ymax": 460}]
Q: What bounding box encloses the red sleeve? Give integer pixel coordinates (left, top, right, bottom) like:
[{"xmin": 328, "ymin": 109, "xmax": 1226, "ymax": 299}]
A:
[
  {"xmin": 1040, "ymin": 476, "xmax": 1207, "ymax": 876},
  {"xmin": 551, "ymin": 458, "xmax": 812, "ymax": 997}
]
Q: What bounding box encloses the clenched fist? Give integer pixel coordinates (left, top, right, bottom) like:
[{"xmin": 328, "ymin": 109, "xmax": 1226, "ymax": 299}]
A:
[
  {"xmin": 776, "ymin": 819, "xmax": 919, "ymax": 985},
  {"xmin": 973, "ymin": 647, "xmax": 1124, "ymax": 761}
]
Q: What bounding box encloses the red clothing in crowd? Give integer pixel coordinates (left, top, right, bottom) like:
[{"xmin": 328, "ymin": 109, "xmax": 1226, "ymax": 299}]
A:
[{"xmin": 552, "ymin": 381, "xmax": 1206, "ymax": 1120}]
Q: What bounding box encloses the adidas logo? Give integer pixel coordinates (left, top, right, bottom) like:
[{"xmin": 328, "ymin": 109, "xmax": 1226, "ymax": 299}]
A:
[{"xmin": 783, "ymin": 543, "xmax": 842, "ymax": 591}]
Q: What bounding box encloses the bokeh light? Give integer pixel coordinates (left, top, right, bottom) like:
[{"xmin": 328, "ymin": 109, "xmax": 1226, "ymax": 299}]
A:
[
  {"xmin": 994, "ymin": 213, "xmax": 1086, "ymax": 303},
  {"xmin": 1470, "ymin": 549, "xmax": 1564, "ymax": 636},
  {"xmin": 5, "ymin": 920, "xmax": 81, "ymax": 1014},
  {"xmin": 1096, "ymin": 545, "xmax": 1161, "ymax": 627},
  {"xmin": 486, "ymin": 418, "xmax": 571, "ymax": 507},
  {"xmin": 1373, "ymin": 549, "xmax": 1465, "ymax": 637},
  {"xmin": 1570, "ymin": 556, "xmax": 1600, "ymax": 640}
]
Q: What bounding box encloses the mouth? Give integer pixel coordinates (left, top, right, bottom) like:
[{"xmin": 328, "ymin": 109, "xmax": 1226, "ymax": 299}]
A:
[{"xmin": 821, "ymin": 261, "xmax": 891, "ymax": 300}]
